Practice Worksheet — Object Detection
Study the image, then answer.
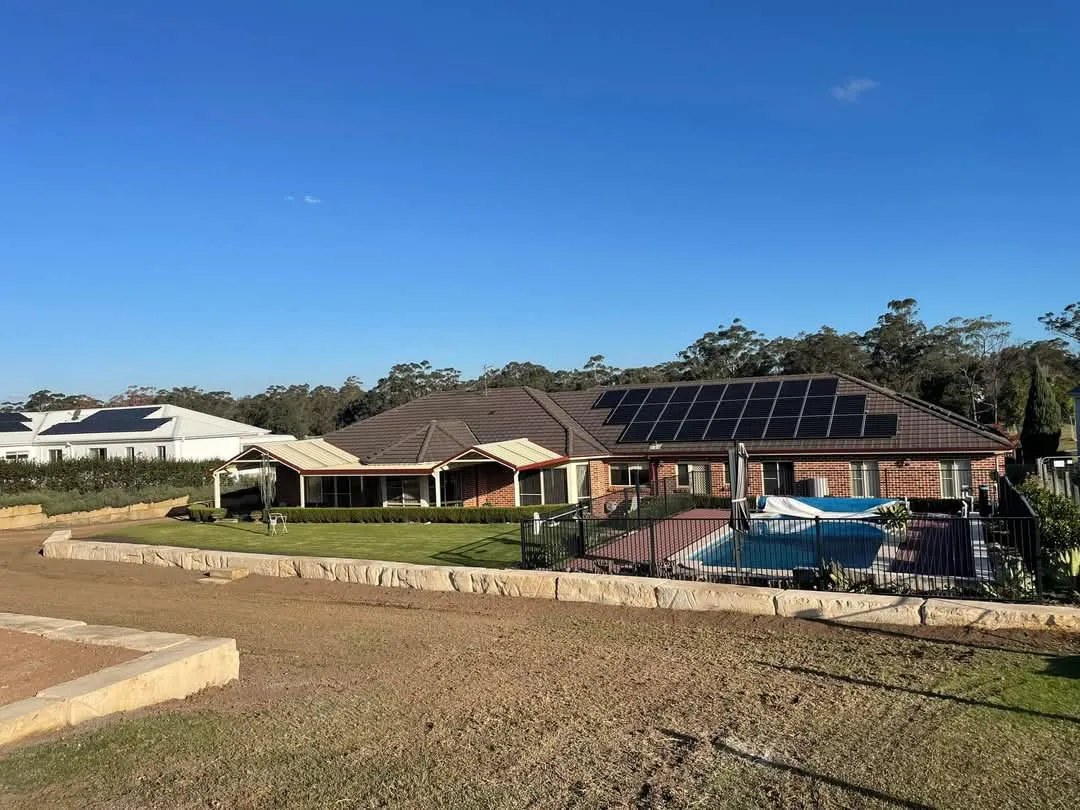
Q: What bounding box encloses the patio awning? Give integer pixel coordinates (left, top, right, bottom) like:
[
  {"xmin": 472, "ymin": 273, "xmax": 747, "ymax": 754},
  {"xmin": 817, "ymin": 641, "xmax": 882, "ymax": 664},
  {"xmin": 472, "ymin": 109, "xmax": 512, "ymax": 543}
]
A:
[
  {"xmin": 215, "ymin": 436, "xmax": 567, "ymax": 475},
  {"xmin": 442, "ymin": 438, "xmax": 568, "ymax": 471}
]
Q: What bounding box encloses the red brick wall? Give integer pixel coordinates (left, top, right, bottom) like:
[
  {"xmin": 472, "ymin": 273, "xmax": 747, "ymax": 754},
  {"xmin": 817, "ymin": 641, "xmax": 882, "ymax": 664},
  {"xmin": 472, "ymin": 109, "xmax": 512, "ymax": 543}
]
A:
[{"xmin": 476, "ymin": 464, "xmax": 516, "ymax": 507}]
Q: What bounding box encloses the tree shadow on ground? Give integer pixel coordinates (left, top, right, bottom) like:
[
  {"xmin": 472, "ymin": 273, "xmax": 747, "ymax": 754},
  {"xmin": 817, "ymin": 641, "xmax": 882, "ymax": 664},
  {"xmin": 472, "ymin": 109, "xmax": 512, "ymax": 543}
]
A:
[
  {"xmin": 430, "ymin": 535, "xmax": 519, "ymax": 568},
  {"xmin": 656, "ymin": 729, "xmax": 934, "ymax": 810},
  {"xmin": 755, "ymin": 661, "xmax": 1080, "ymax": 725},
  {"xmin": 1044, "ymin": 655, "xmax": 1080, "ymax": 679}
]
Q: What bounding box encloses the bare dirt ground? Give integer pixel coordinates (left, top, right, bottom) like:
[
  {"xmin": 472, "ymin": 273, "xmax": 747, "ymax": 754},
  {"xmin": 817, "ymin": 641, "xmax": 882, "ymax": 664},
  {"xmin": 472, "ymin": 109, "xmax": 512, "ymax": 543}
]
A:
[
  {"xmin": 1, "ymin": 524, "xmax": 1079, "ymax": 809},
  {"xmin": 0, "ymin": 629, "xmax": 138, "ymax": 705}
]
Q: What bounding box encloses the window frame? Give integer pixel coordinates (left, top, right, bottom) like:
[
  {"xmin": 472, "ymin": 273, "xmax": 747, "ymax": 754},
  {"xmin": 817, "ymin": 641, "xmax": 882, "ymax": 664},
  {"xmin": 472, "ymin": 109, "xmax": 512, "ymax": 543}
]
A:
[
  {"xmin": 48, "ymin": 449, "xmax": 63, "ymax": 463},
  {"xmin": 156, "ymin": 445, "xmax": 167, "ymax": 460},
  {"xmin": 90, "ymin": 448, "xmax": 107, "ymax": 460},
  {"xmin": 939, "ymin": 459, "xmax": 972, "ymax": 499},
  {"xmin": 849, "ymin": 460, "xmax": 881, "ymax": 498},
  {"xmin": 609, "ymin": 462, "xmax": 650, "ymax": 488},
  {"xmin": 762, "ymin": 461, "xmax": 795, "ymax": 496}
]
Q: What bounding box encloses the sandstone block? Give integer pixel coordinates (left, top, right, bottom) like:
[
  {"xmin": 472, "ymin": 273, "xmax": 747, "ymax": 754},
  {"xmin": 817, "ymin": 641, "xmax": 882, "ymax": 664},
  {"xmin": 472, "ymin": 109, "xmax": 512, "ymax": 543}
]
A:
[
  {"xmin": 655, "ymin": 581, "xmax": 780, "ymax": 615},
  {"xmin": 555, "ymin": 573, "xmax": 661, "ymax": 608},
  {"xmin": 921, "ymin": 599, "xmax": 1080, "ymax": 632},
  {"xmin": 774, "ymin": 590, "xmax": 923, "ymax": 626}
]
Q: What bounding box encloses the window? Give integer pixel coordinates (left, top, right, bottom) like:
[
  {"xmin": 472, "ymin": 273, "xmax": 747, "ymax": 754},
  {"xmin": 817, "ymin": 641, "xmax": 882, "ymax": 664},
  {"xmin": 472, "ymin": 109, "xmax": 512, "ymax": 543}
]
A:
[
  {"xmin": 439, "ymin": 469, "xmax": 464, "ymax": 507},
  {"xmin": 677, "ymin": 463, "xmax": 709, "ymax": 494},
  {"xmin": 574, "ymin": 463, "xmax": 591, "ymax": 500},
  {"xmin": 762, "ymin": 461, "xmax": 794, "ymax": 496},
  {"xmin": 90, "ymin": 448, "xmax": 107, "ymax": 460},
  {"xmin": 48, "ymin": 449, "xmax": 63, "ymax": 463},
  {"xmin": 850, "ymin": 461, "xmax": 881, "ymax": 498},
  {"xmin": 518, "ymin": 468, "xmax": 569, "ymax": 506},
  {"xmin": 156, "ymin": 445, "xmax": 167, "ymax": 460},
  {"xmin": 609, "ymin": 463, "xmax": 650, "ymax": 487},
  {"xmin": 306, "ymin": 476, "xmax": 352, "ymax": 507},
  {"xmin": 126, "ymin": 447, "xmax": 136, "ymax": 460},
  {"xmin": 4, "ymin": 453, "xmax": 29, "ymax": 462},
  {"xmin": 940, "ymin": 460, "xmax": 972, "ymax": 499},
  {"xmin": 385, "ymin": 477, "xmax": 424, "ymax": 506}
]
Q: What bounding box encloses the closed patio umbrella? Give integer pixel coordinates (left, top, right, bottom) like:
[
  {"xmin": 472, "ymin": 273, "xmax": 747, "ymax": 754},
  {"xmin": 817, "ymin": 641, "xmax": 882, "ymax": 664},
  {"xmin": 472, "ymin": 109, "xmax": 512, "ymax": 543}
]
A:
[{"xmin": 727, "ymin": 442, "xmax": 751, "ymax": 533}]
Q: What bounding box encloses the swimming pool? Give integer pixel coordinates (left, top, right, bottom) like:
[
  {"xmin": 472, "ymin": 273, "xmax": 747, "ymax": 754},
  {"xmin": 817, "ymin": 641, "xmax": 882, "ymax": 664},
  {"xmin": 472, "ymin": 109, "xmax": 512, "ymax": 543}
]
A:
[{"xmin": 688, "ymin": 518, "xmax": 888, "ymax": 570}]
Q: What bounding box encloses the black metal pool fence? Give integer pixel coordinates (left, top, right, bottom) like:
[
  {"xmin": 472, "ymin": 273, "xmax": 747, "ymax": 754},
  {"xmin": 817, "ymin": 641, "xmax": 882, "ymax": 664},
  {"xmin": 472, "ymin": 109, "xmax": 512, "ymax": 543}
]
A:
[{"xmin": 520, "ymin": 511, "xmax": 1048, "ymax": 603}]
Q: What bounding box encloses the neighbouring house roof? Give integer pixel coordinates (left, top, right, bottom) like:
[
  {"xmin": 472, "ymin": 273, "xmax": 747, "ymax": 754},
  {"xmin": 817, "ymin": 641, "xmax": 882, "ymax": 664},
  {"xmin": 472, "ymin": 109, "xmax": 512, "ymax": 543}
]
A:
[
  {"xmin": 0, "ymin": 404, "xmax": 290, "ymax": 449},
  {"xmin": 319, "ymin": 373, "xmax": 1013, "ymax": 463},
  {"xmin": 462, "ymin": 439, "xmax": 567, "ymax": 470}
]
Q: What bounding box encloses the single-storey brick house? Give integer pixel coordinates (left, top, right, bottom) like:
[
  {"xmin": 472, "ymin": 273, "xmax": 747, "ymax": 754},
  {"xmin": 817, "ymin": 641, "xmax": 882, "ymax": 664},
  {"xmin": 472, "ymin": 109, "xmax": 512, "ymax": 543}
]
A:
[{"xmin": 213, "ymin": 373, "xmax": 1014, "ymax": 509}]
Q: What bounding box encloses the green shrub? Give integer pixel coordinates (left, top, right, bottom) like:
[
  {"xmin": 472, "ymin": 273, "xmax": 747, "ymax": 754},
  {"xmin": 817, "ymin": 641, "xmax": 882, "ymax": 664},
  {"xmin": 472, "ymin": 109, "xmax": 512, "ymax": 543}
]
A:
[
  {"xmin": 188, "ymin": 505, "xmax": 228, "ymax": 522},
  {"xmin": 270, "ymin": 505, "xmax": 569, "ymax": 524},
  {"xmin": 0, "ymin": 458, "xmax": 217, "ymax": 494},
  {"xmin": 1016, "ymin": 476, "xmax": 1080, "ymax": 587},
  {"xmin": 0, "ymin": 486, "xmax": 209, "ymax": 516}
]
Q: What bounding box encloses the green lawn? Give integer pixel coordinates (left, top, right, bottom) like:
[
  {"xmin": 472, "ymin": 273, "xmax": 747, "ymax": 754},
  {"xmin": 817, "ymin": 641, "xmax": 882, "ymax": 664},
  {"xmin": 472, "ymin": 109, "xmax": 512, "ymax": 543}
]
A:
[{"xmin": 94, "ymin": 520, "xmax": 523, "ymax": 568}]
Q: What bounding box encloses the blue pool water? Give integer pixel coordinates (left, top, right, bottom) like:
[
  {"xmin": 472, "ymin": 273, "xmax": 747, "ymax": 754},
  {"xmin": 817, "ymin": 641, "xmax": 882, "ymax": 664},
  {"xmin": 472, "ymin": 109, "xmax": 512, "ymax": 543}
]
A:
[{"xmin": 691, "ymin": 519, "xmax": 886, "ymax": 570}]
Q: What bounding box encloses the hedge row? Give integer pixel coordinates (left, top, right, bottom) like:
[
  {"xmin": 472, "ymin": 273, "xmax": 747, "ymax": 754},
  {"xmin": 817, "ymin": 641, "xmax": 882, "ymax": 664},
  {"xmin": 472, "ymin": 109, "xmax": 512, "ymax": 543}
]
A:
[
  {"xmin": 0, "ymin": 486, "xmax": 210, "ymax": 517},
  {"xmin": 242, "ymin": 505, "xmax": 572, "ymax": 524},
  {"xmin": 0, "ymin": 458, "xmax": 219, "ymax": 494},
  {"xmin": 189, "ymin": 505, "xmax": 228, "ymax": 522}
]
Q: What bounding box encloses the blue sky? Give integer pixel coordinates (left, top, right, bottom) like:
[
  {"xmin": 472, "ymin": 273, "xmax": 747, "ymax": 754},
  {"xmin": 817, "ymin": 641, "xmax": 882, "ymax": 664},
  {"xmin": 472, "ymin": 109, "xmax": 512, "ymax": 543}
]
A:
[{"xmin": 1, "ymin": 1, "xmax": 1076, "ymax": 400}]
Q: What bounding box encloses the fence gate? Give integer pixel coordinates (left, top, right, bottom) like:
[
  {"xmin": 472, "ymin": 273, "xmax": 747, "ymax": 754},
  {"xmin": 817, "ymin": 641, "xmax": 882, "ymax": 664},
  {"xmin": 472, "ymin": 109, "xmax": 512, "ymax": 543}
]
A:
[{"xmin": 1039, "ymin": 456, "xmax": 1080, "ymax": 505}]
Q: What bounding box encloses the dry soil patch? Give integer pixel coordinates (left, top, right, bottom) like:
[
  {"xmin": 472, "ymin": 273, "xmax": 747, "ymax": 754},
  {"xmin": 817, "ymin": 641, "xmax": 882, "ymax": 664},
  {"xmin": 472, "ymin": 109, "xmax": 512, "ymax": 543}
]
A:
[{"xmin": 0, "ymin": 628, "xmax": 138, "ymax": 705}]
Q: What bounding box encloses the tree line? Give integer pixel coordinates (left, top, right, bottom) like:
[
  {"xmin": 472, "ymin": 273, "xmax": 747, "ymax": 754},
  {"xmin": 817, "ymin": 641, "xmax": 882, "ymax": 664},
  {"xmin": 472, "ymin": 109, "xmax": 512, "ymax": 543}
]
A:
[{"xmin": 5, "ymin": 299, "xmax": 1078, "ymax": 439}]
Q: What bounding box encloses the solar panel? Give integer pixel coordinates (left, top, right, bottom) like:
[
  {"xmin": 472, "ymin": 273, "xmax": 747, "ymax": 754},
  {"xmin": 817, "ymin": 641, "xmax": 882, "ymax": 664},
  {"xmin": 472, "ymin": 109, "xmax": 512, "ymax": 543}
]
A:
[
  {"xmin": 645, "ymin": 387, "xmax": 676, "ymax": 404},
  {"xmin": 0, "ymin": 422, "xmax": 31, "ymax": 433},
  {"xmin": 833, "ymin": 395, "xmax": 867, "ymax": 415},
  {"xmin": 779, "ymin": 379, "xmax": 810, "ymax": 397},
  {"xmin": 619, "ymin": 422, "xmax": 655, "ymax": 442},
  {"xmin": 802, "ymin": 397, "xmax": 834, "ymax": 416},
  {"xmin": 660, "ymin": 402, "xmax": 691, "ymax": 421},
  {"xmin": 675, "ymin": 420, "xmax": 709, "ymax": 441},
  {"xmin": 634, "ymin": 403, "xmax": 665, "ymax": 422},
  {"xmin": 741, "ymin": 398, "xmax": 773, "ymax": 418},
  {"xmin": 723, "ymin": 382, "xmax": 753, "ymax": 399},
  {"xmin": 807, "ymin": 377, "xmax": 838, "ymax": 396},
  {"xmin": 750, "ymin": 380, "xmax": 780, "ymax": 398},
  {"xmin": 796, "ymin": 416, "xmax": 831, "ymax": 438},
  {"xmin": 734, "ymin": 418, "xmax": 767, "ymax": 439},
  {"xmin": 650, "ymin": 421, "xmax": 681, "ymax": 442},
  {"xmin": 687, "ymin": 401, "xmax": 718, "ymax": 420},
  {"xmin": 594, "ymin": 390, "xmax": 625, "ymax": 409},
  {"xmin": 828, "ymin": 414, "xmax": 865, "ymax": 438},
  {"xmin": 863, "ymin": 414, "xmax": 899, "ymax": 438},
  {"xmin": 704, "ymin": 419, "xmax": 738, "ymax": 440},
  {"xmin": 697, "ymin": 384, "xmax": 727, "ymax": 401},
  {"xmin": 606, "ymin": 405, "xmax": 640, "ymax": 425},
  {"xmin": 670, "ymin": 386, "xmax": 700, "ymax": 403},
  {"xmin": 0, "ymin": 413, "xmax": 30, "ymax": 422},
  {"xmin": 764, "ymin": 417, "xmax": 798, "ymax": 439},
  {"xmin": 620, "ymin": 389, "xmax": 648, "ymax": 406},
  {"xmin": 771, "ymin": 398, "xmax": 803, "ymax": 418},
  {"xmin": 40, "ymin": 408, "xmax": 170, "ymax": 436},
  {"xmin": 712, "ymin": 400, "xmax": 745, "ymax": 419}
]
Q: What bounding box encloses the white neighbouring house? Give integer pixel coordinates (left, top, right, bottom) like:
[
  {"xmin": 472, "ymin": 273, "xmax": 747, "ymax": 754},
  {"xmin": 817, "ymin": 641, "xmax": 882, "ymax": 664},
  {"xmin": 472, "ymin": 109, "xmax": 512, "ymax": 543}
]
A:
[{"xmin": 0, "ymin": 405, "xmax": 293, "ymax": 463}]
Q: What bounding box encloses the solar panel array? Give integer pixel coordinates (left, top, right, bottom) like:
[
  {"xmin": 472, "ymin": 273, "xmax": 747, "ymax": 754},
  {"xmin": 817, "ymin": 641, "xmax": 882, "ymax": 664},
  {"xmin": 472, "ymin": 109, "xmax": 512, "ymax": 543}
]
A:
[
  {"xmin": 0, "ymin": 413, "xmax": 31, "ymax": 433},
  {"xmin": 592, "ymin": 378, "xmax": 900, "ymax": 444},
  {"xmin": 39, "ymin": 407, "xmax": 172, "ymax": 436}
]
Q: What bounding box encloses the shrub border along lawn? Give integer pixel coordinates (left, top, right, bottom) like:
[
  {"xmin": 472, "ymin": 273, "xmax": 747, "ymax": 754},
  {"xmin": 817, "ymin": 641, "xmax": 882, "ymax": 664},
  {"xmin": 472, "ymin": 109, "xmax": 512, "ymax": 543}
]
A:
[{"xmin": 188, "ymin": 504, "xmax": 570, "ymax": 524}]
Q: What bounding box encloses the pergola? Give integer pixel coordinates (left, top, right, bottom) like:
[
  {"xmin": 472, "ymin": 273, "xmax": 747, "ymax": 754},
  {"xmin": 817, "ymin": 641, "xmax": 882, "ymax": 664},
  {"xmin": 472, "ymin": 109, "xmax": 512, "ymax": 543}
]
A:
[{"xmin": 212, "ymin": 437, "xmax": 568, "ymax": 508}]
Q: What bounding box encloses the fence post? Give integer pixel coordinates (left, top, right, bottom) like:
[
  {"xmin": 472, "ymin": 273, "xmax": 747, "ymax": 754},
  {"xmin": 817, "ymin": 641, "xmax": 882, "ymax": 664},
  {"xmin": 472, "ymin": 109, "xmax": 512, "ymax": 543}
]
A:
[
  {"xmin": 1033, "ymin": 517, "xmax": 1045, "ymax": 598},
  {"xmin": 519, "ymin": 519, "xmax": 529, "ymax": 568},
  {"xmin": 814, "ymin": 516, "xmax": 824, "ymax": 569},
  {"xmin": 575, "ymin": 513, "xmax": 586, "ymax": 558},
  {"xmin": 648, "ymin": 518, "xmax": 658, "ymax": 577}
]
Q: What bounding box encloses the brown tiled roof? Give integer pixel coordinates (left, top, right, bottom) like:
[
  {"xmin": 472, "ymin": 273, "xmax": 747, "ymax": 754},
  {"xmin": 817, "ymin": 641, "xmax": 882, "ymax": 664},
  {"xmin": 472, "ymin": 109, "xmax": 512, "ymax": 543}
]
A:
[
  {"xmin": 324, "ymin": 388, "xmax": 606, "ymax": 462},
  {"xmin": 324, "ymin": 374, "xmax": 1013, "ymax": 462}
]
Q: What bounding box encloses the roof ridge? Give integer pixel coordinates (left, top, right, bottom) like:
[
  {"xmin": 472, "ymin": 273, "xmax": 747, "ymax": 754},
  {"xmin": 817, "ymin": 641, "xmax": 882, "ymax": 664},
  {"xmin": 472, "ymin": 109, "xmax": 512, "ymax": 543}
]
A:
[
  {"xmin": 834, "ymin": 372, "xmax": 1014, "ymax": 448},
  {"xmin": 415, "ymin": 421, "xmax": 439, "ymax": 463},
  {"xmin": 523, "ymin": 387, "xmax": 608, "ymax": 456}
]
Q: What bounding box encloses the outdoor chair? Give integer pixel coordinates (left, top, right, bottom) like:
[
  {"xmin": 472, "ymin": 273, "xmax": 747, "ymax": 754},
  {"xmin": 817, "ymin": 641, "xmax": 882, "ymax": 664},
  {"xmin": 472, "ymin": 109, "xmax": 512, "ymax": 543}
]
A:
[{"xmin": 268, "ymin": 512, "xmax": 288, "ymax": 535}]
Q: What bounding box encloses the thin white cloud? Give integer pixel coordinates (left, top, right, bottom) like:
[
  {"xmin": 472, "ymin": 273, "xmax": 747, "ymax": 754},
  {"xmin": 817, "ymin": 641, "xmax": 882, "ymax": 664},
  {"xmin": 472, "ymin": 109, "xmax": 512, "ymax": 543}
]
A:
[
  {"xmin": 284, "ymin": 194, "xmax": 295, "ymax": 201},
  {"xmin": 831, "ymin": 78, "xmax": 878, "ymax": 103},
  {"xmin": 303, "ymin": 194, "xmax": 322, "ymax": 204}
]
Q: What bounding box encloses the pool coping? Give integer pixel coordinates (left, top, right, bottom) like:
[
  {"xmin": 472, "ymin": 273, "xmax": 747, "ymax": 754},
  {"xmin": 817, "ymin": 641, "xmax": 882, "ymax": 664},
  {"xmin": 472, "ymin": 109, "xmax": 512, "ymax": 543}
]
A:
[
  {"xmin": 39, "ymin": 530, "xmax": 1080, "ymax": 634},
  {"xmin": 0, "ymin": 608, "xmax": 239, "ymax": 747}
]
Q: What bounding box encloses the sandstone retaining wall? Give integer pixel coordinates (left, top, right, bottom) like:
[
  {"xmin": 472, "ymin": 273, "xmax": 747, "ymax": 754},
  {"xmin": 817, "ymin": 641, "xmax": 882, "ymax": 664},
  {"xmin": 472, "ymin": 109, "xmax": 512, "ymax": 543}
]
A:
[{"xmin": 39, "ymin": 533, "xmax": 1080, "ymax": 633}]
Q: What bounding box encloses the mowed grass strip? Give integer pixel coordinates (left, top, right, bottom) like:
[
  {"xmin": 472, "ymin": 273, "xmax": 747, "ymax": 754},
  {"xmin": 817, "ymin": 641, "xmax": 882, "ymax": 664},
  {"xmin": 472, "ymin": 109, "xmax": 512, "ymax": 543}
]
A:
[{"xmin": 93, "ymin": 520, "xmax": 523, "ymax": 568}]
